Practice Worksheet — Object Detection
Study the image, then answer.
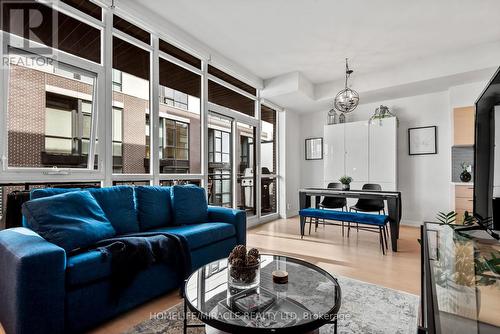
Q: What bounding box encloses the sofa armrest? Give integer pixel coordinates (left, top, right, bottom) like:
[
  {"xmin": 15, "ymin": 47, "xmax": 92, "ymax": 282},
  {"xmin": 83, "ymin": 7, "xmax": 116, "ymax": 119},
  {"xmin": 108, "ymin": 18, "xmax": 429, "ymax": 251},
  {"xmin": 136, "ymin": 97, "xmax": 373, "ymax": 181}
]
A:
[
  {"xmin": 207, "ymin": 206, "xmax": 247, "ymax": 245},
  {"xmin": 0, "ymin": 228, "xmax": 66, "ymax": 334}
]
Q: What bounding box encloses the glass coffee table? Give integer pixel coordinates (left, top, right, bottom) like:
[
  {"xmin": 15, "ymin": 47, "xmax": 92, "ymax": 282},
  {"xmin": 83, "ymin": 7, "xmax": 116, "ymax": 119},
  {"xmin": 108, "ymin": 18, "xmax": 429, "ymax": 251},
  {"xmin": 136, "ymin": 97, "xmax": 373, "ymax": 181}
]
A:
[{"xmin": 183, "ymin": 254, "xmax": 341, "ymax": 333}]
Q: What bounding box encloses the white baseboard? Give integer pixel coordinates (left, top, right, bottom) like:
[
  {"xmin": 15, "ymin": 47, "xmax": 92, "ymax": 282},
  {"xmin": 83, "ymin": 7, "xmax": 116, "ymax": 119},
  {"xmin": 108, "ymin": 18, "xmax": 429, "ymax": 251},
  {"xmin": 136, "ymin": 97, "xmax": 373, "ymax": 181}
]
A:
[
  {"xmin": 400, "ymin": 219, "xmax": 422, "ymax": 227},
  {"xmin": 286, "ymin": 209, "xmax": 298, "ymax": 218}
]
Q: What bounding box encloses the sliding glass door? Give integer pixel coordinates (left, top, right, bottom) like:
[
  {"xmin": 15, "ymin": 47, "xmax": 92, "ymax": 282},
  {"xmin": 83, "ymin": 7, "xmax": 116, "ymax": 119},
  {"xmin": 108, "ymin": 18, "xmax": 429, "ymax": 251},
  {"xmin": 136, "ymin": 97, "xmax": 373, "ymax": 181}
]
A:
[
  {"xmin": 236, "ymin": 122, "xmax": 256, "ymax": 216},
  {"xmin": 261, "ymin": 105, "xmax": 278, "ymax": 216},
  {"xmin": 208, "ymin": 113, "xmax": 233, "ymax": 207},
  {"xmin": 207, "ymin": 108, "xmax": 257, "ymax": 217}
]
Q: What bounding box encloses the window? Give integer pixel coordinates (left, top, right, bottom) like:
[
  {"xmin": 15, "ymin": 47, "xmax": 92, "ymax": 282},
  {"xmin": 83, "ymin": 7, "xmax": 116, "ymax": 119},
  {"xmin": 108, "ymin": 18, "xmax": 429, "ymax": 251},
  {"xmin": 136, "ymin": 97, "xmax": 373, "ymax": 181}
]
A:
[
  {"xmin": 0, "ymin": 4, "xmax": 281, "ymax": 219},
  {"xmin": 112, "ymin": 36, "xmax": 151, "ymax": 174},
  {"xmin": 158, "ymin": 58, "xmax": 201, "ymax": 174},
  {"xmin": 236, "ymin": 123, "xmax": 256, "ymax": 216},
  {"xmin": 113, "ymin": 15, "xmax": 151, "ymax": 45},
  {"xmin": 261, "ymin": 105, "xmax": 278, "ymax": 215},
  {"xmin": 161, "ymin": 87, "xmax": 188, "ymax": 110},
  {"xmin": 6, "ymin": 50, "xmax": 98, "ymax": 169},
  {"xmin": 208, "ymin": 80, "xmax": 255, "ymax": 117},
  {"xmin": 159, "ymin": 39, "xmax": 201, "ymax": 69},
  {"xmin": 112, "ymin": 180, "xmax": 150, "ymax": 186},
  {"xmin": 112, "ymin": 107, "xmax": 123, "ymax": 173},
  {"xmin": 61, "ymin": 0, "xmax": 102, "ymax": 20},
  {"xmin": 112, "ymin": 69, "xmax": 122, "ymax": 92},
  {"xmin": 43, "ymin": 93, "xmax": 94, "ymax": 167},
  {"xmin": 160, "ymin": 179, "xmax": 201, "ymax": 187},
  {"xmin": 208, "ymin": 65, "xmax": 256, "ymax": 95},
  {"xmin": 209, "ymin": 129, "xmax": 231, "ymax": 164},
  {"xmin": 156, "ymin": 118, "xmax": 190, "ymax": 173},
  {"xmin": 45, "ymin": 105, "xmax": 73, "ymax": 154},
  {"xmin": 208, "ymin": 113, "xmax": 233, "ymax": 208},
  {"xmin": 2, "ymin": 1, "xmax": 101, "ymax": 63}
]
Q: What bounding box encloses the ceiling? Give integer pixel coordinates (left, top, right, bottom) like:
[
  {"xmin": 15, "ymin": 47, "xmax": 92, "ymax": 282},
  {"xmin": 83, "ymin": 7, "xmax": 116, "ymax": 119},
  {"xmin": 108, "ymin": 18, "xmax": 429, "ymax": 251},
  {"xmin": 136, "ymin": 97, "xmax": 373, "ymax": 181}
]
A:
[{"xmin": 137, "ymin": 0, "xmax": 500, "ymax": 84}]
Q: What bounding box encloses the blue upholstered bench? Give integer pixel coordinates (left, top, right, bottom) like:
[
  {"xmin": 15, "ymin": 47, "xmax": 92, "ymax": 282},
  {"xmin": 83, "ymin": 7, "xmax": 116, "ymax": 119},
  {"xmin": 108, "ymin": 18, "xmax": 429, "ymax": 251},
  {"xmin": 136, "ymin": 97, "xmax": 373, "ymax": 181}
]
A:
[{"xmin": 299, "ymin": 208, "xmax": 390, "ymax": 254}]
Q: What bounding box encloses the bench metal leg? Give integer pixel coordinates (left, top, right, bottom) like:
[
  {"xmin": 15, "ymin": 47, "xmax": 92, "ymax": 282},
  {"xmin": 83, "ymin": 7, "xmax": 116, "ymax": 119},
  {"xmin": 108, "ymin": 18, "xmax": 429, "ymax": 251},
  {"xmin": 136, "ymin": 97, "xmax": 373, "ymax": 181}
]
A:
[
  {"xmin": 379, "ymin": 226, "xmax": 386, "ymax": 255},
  {"xmin": 308, "ymin": 217, "xmax": 312, "ymax": 235},
  {"xmin": 383, "ymin": 224, "xmax": 388, "ymax": 250}
]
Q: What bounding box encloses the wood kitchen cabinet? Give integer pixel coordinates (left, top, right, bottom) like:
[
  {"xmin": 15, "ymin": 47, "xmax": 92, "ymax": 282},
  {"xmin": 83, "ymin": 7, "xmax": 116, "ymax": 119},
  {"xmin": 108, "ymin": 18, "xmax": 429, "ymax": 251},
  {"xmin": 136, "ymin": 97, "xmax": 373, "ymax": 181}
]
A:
[
  {"xmin": 453, "ymin": 106, "xmax": 475, "ymax": 146},
  {"xmin": 455, "ymin": 184, "xmax": 474, "ymax": 224}
]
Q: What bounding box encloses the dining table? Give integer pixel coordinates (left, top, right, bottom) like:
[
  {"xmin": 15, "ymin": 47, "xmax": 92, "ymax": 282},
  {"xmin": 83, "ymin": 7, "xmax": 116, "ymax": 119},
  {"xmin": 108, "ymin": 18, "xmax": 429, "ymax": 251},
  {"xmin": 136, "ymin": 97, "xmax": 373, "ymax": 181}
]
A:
[{"xmin": 299, "ymin": 188, "xmax": 402, "ymax": 252}]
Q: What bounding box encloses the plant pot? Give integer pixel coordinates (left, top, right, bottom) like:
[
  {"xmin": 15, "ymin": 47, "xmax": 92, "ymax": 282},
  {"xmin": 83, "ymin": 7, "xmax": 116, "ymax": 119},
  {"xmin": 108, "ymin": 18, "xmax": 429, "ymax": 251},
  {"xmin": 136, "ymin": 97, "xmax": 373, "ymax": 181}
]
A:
[
  {"xmin": 460, "ymin": 170, "xmax": 472, "ymax": 182},
  {"xmin": 227, "ymin": 259, "xmax": 261, "ymax": 306},
  {"xmin": 228, "ymin": 260, "xmax": 260, "ymax": 291},
  {"xmin": 342, "ymin": 184, "xmax": 350, "ymax": 191}
]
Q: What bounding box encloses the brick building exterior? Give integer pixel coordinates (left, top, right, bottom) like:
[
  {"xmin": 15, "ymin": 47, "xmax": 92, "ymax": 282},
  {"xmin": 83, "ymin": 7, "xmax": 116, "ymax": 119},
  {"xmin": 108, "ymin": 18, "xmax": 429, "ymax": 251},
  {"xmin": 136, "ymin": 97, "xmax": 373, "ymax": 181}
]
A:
[{"xmin": 7, "ymin": 64, "xmax": 200, "ymax": 174}]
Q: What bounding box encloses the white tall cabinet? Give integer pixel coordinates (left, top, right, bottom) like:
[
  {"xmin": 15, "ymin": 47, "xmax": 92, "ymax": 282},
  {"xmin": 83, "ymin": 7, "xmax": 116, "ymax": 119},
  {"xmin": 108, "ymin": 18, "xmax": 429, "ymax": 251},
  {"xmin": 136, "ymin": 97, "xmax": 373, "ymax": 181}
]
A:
[{"xmin": 324, "ymin": 117, "xmax": 397, "ymax": 191}]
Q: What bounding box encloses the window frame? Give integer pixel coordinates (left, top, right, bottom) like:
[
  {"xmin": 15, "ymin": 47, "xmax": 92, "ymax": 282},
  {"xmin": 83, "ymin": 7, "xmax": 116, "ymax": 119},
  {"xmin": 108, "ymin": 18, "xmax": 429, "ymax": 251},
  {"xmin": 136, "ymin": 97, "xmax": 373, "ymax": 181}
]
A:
[
  {"xmin": 0, "ymin": 31, "xmax": 105, "ymax": 182},
  {"xmin": 0, "ymin": 4, "xmax": 282, "ymax": 223},
  {"xmin": 43, "ymin": 95, "xmax": 93, "ymax": 158},
  {"xmin": 157, "ymin": 48, "xmax": 203, "ymax": 179}
]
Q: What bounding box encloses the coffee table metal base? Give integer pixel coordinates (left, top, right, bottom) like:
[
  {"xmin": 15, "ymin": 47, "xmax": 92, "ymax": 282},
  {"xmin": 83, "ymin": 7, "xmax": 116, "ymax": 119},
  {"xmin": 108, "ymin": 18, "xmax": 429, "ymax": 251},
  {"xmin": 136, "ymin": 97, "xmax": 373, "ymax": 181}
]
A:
[
  {"xmin": 205, "ymin": 325, "xmax": 320, "ymax": 334},
  {"xmin": 183, "ymin": 297, "xmax": 335, "ymax": 334}
]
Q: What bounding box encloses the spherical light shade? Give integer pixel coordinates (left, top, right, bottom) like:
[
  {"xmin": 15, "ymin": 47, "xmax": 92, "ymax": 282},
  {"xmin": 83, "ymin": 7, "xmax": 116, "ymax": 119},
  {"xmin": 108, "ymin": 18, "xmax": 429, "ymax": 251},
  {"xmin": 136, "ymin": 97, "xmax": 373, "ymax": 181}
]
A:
[{"xmin": 334, "ymin": 87, "xmax": 359, "ymax": 113}]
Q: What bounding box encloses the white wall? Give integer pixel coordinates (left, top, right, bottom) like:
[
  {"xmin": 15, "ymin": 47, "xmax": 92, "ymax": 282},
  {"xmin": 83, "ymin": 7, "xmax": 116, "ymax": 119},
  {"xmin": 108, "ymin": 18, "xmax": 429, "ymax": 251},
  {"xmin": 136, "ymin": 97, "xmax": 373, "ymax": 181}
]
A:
[
  {"xmin": 301, "ymin": 110, "xmax": 326, "ymax": 188},
  {"xmin": 280, "ymin": 110, "xmax": 302, "ymax": 218},
  {"xmin": 298, "ymin": 81, "xmax": 487, "ymax": 225}
]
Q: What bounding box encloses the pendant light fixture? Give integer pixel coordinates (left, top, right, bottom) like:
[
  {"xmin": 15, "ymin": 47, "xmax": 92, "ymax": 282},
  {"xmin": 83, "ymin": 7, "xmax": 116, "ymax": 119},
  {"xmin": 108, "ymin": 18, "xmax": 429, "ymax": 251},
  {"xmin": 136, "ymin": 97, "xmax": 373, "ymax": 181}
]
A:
[{"xmin": 333, "ymin": 58, "xmax": 359, "ymax": 113}]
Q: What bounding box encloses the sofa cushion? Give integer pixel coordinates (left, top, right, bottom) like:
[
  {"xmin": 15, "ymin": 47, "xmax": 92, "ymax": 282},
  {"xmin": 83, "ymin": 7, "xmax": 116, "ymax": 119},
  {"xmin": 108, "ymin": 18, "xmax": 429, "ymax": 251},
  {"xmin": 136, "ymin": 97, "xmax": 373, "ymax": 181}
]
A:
[
  {"xmin": 135, "ymin": 186, "xmax": 172, "ymax": 230},
  {"xmin": 30, "ymin": 187, "xmax": 81, "ymax": 200},
  {"xmin": 22, "ymin": 191, "xmax": 116, "ymax": 252},
  {"xmin": 88, "ymin": 186, "xmax": 139, "ymax": 234},
  {"xmin": 66, "ymin": 250, "xmax": 111, "ymax": 287},
  {"xmin": 151, "ymin": 222, "xmax": 235, "ymax": 250},
  {"xmin": 170, "ymin": 185, "xmax": 208, "ymax": 225}
]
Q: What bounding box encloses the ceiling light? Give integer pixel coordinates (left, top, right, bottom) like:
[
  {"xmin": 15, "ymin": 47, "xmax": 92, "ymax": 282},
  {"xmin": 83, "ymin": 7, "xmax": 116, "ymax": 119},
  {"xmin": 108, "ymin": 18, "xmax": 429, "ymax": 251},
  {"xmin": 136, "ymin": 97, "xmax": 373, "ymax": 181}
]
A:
[{"xmin": 333, "ymin": 58, "xmax": 359, "ymax": 114}]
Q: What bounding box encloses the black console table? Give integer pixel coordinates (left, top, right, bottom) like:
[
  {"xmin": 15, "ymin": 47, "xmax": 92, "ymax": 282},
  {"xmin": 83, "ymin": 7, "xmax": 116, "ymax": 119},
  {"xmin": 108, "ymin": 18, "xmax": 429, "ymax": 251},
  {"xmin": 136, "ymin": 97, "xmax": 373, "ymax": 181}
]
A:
[{"xmin": 420, "ymin": 222, "xmax": 500, "ymax": 334}]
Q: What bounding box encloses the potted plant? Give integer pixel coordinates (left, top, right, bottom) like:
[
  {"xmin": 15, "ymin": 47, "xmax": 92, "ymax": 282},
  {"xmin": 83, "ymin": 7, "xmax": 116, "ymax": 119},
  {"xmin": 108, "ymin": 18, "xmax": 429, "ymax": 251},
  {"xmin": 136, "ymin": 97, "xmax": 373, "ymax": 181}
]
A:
[{"xmin": 339, "ymin": 176, "xmax": 353, "ymax": 190}]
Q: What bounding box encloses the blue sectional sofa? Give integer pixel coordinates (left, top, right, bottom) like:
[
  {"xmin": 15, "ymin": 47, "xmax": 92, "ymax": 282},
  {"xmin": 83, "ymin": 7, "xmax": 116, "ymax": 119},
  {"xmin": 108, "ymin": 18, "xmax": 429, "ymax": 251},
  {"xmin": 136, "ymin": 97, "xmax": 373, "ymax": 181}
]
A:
[{"xmin": 0, "ymin": 185, "xmax": 246, "ymax": 334}]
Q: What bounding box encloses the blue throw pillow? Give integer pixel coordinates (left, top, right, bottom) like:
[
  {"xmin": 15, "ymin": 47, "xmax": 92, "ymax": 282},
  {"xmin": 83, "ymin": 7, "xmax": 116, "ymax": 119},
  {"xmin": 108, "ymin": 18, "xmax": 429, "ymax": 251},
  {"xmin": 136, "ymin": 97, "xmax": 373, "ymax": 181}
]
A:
[
  {"xmin": 171, "ymin": 185, "xmax": 208, "ymax": 225},
  {"xmin": 88, "ymin": 186, "xmax": 139, "ymax": 235},
  {"xmin": 22, "ymin": 191, "xmax": 116, "ymax": 252},
  {"xmin": 31, "ymin": 187, "xmax": 81, "ymax": 200},
  {"xmin": 135, "ymin": 186, "xmax": 172, "ymax": 230}
]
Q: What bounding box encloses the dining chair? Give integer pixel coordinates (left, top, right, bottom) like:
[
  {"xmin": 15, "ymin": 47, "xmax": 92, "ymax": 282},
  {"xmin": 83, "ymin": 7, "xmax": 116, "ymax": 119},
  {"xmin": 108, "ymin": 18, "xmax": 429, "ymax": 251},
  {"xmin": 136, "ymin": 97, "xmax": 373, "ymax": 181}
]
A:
[
  {"xmin": 310, "ymin": 182, "xmax": 348, "ymax": 236},
  {"xmin": 348, "ymin": 183, "xmax": 385, "ymax": 236}
]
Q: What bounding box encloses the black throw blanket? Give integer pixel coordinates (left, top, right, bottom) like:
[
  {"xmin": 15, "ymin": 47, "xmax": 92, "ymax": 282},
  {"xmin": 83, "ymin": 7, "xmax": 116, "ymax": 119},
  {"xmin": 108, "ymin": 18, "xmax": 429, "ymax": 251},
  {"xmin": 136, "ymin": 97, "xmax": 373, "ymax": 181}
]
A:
[{"xmin": 88, "ymin": 232, "xmax": 191, "ymax": 301}]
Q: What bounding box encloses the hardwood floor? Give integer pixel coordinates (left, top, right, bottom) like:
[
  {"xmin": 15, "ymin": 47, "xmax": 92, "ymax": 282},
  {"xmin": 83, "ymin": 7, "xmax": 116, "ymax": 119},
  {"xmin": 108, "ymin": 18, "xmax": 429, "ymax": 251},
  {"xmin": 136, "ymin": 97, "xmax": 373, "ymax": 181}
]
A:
[{"xmin": 0, "ymin": 217, "xmax": 421, "ymax": 334}]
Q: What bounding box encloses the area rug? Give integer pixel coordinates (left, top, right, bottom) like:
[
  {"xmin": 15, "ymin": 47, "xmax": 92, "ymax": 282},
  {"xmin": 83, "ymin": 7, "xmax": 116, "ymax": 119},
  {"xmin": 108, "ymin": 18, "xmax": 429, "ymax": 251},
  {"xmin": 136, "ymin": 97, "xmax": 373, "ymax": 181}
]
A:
[{"xmin": 125, "ymin": 275, "xmax": 419, "ymax": 334}]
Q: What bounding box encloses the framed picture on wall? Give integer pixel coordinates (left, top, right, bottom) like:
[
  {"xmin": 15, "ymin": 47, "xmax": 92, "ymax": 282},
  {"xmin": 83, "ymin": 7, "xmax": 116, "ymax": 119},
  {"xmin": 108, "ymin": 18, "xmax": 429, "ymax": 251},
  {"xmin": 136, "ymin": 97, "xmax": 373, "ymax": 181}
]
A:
[
  {"xmin": 305, "ymin": 137, "xmax": 323, "ymax": 160},
  {"xmin": 408, "ymin": 126, "xmax": 437, "ymax": 155}
]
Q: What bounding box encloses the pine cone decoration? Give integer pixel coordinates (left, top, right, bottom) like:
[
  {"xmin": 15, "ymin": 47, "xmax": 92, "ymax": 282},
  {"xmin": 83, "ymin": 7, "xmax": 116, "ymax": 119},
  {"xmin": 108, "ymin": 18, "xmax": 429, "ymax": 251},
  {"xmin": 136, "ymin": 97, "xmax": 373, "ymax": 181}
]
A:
[
  {"xmin": 232, "ymin": 245, "xmax": 247, "ymax": 259},
  {"xmin": 247, "ymin": 255, "xmax": 259, "ymax": 266},
  {"xmin": 248, "ymin": 248, "xmax": 260, "ymax": 259},
  {"xmin": 228, "ymin": 245, "xmax": 260, "ymax": 284},
  {"xmin": 231, "ymin": 257, "xmax": 245, "ymax": 267}
]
